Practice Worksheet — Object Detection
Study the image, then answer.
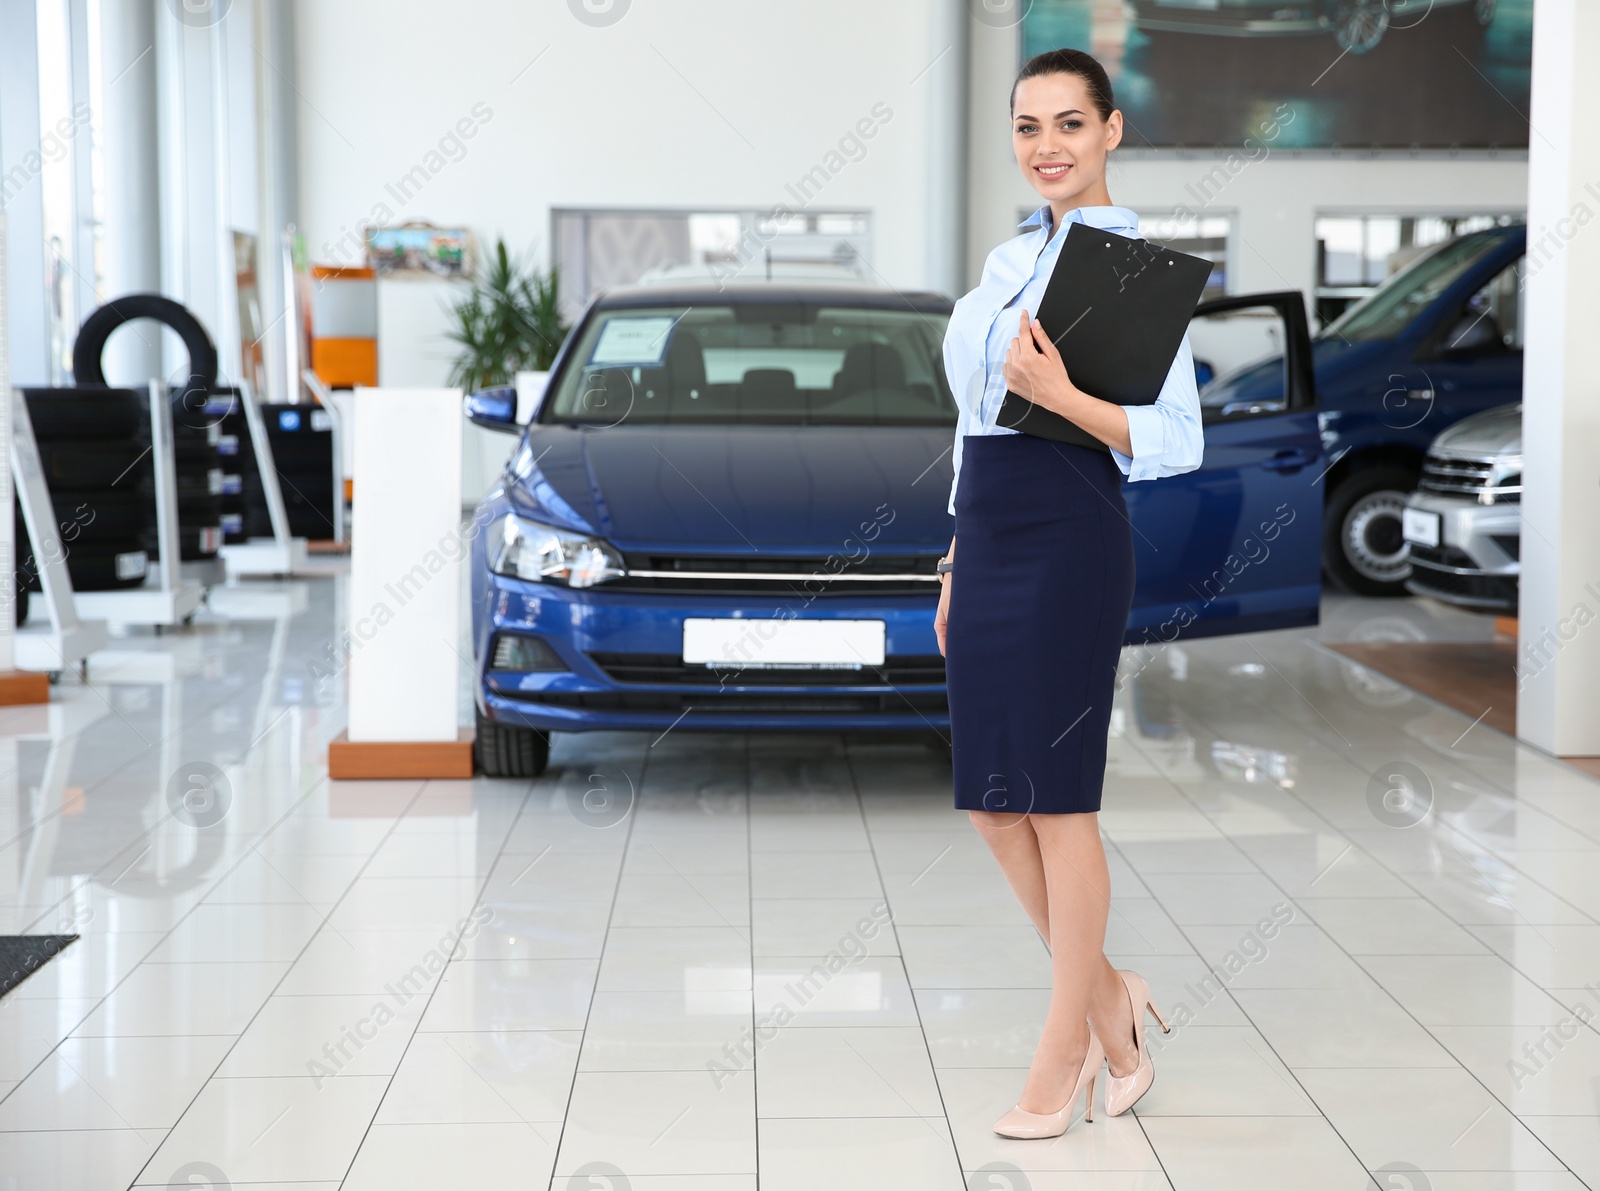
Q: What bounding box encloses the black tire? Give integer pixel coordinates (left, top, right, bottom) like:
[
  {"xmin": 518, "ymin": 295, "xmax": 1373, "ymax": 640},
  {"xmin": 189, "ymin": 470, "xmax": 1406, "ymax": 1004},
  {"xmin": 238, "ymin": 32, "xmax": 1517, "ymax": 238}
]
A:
[
  {"xmin": 142, "ymin": 524, "xmax": 224, "ymax": 561},
  {"xmin": 20, "ymin": 541, "xmax": 148, "ymax": 592},
  {"xmin": 22, "ymin": 388, "xmax": 145, "ymax": 440},
  {"xmin": 18, "ymin": 491, "xmax": 152, "ymax": 542},
  {"xmin": 474, "ymin": 706, "xmax": 550, "ymax": 777},
  {"xmin": 1323, "ymin": 465, "xmax": 1418, "ymax": 596},
  {"xmin": 39, "ymin": 442, "xmax": 150, "ymax": 489},
  {"xmin": 73, "ymin": 294, "xmax": 219, "ymax": 396}
]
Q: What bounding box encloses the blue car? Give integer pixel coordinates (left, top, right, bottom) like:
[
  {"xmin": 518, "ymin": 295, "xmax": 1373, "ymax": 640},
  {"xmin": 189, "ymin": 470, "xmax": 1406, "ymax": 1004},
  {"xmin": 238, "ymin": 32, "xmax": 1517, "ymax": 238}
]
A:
[
  {"xmin": 1293, "ymin": 223, "xmax": 1526, "ymax": 595},
  {"xmin": 465, "ymin": 279, "xmax": 1332, "ymax": 775}
]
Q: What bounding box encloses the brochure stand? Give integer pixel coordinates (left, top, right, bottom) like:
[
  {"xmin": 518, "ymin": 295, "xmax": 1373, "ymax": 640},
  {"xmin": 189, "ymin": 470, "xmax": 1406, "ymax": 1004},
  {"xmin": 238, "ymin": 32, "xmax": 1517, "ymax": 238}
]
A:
[
  {"xmin": 71, "ymin": 381, "xmax": 204, "ymax": 629},
  {"xmin": 327, "ymin": 387, "xmax": 472, "ymax": 779}
]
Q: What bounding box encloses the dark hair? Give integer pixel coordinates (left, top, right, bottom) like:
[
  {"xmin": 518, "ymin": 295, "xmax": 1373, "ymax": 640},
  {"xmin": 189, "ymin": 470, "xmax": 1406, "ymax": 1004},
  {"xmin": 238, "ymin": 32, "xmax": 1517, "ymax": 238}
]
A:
[{"xmin": 1010, "ymin": 48, "xmax": 1115, "ymax": 123}]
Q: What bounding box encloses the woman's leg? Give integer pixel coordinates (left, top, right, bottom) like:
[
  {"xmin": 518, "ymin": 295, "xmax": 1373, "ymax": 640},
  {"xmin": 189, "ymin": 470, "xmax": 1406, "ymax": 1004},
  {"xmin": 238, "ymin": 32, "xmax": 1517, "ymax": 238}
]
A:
[
  {"xmin": 967, "ymin": 809, "xmax": 1050, "ymax": 940},
  {"xmin": 1017, "ymin": 813, "xmax": 1139, "ymax": 1109}
]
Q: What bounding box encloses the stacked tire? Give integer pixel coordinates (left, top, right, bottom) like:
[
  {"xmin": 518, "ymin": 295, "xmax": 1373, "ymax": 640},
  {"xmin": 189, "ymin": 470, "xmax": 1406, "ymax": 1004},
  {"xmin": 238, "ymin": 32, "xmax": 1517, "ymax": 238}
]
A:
[
  {"xmin": 73, "ymin": 294, "xmax": 229, "ymax": 565},
  {"xmin": 261, "ymin": 402, "xmax": 337, "ymax": 539},
  {"xmin": 151, "ymin": 387, "xmax": 226, "ymax": 564},
  {"xmin": 16, "ymin": 388, "xmax": 153, "ymax": 610}
]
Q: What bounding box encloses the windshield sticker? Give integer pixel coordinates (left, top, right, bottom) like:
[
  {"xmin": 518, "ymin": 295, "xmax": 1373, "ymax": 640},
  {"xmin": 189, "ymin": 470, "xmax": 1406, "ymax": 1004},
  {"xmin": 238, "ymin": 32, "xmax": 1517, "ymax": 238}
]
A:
[{"xmin": 589, "ymin": 317, "xmax": 677, "ymax": 367}]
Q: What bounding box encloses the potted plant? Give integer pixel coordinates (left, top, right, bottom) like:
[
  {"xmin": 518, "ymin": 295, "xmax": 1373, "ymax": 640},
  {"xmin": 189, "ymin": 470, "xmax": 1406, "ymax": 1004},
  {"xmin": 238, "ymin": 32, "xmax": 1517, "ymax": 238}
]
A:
[{"xmin": 445, "ymin": 238, "xmax": 568, "ymax": 391}]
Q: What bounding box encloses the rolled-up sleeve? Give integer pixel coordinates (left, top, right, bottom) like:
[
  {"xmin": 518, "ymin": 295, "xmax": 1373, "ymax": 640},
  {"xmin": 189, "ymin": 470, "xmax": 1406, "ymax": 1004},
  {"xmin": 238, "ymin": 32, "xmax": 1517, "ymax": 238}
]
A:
[{"xmin": 1109, "ymin": 329, "xmax": 1204, "ymax": 483}]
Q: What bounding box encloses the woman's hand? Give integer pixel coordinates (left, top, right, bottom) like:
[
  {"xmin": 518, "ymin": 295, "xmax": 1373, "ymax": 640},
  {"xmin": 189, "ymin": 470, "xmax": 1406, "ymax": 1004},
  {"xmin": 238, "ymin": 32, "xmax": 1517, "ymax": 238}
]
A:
[
  {"xmin": 1002, "ymin": 310, "xmax": 1078, "ymax": 417},
  {"xmin": 934, "ymin": 571, "xmax": 951, "ymax": 657}
]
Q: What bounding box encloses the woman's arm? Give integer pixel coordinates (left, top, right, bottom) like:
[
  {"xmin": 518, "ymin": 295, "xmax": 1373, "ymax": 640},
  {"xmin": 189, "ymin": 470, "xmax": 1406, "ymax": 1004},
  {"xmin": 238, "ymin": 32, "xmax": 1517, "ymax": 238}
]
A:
[{"xmin": 1001, "ymin": 312, "xmax": 1204, "ymax": 480}]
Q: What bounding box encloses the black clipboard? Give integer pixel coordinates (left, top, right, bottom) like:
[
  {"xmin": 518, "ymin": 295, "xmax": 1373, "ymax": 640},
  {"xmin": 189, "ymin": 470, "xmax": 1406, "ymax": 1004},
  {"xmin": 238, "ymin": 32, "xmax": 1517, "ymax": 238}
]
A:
[{"xmin": 996, "ymin": 220, "xmax": 1213, "ymax": 453}]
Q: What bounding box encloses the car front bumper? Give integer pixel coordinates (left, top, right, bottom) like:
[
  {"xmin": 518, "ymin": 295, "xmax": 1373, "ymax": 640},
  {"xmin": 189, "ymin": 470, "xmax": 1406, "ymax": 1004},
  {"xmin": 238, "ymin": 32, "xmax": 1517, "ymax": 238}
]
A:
[
  {"xmin": 476, "ymin": 574, "xmax": 948, "ymax": 734},
  {"xmin": 1402, "ymin": 491, "xmax": 1520, "ymax": 613}
]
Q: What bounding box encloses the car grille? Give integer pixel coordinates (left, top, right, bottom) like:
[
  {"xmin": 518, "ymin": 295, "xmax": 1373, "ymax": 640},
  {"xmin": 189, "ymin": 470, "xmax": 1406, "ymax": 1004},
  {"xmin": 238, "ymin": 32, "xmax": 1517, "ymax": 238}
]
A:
[
  {"xmin": 1408, "ymin": 543, "xmax": 1482, "ymax": 572},
  {"xmin": 602, "ymin": 552, "xmax": 943, "ymax": 596},
  {"xmin": 589, "ymin": 652, "xmax": 945, "ymax": 686},
  {"xmin": 1407, "ymin": 564, "xmax": 1518, "ymax": 611},
  {"xmin": 1417, "ymin": 454, "xmax": 1520, "ymax": 503},
  {"xmin": 500, "ymin": 689, "xmax": 948, "ymax": 714}
]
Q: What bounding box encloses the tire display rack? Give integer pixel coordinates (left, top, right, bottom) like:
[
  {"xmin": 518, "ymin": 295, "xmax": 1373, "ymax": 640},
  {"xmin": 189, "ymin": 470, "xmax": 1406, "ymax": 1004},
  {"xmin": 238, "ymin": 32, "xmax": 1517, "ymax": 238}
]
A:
[
  {"xmin": 63, "ymin": 380, "xmax": 202, "ymax": 628},
  {"xmin": 9, "ymin": 389, "xmax": 109, "ymax": 676}
]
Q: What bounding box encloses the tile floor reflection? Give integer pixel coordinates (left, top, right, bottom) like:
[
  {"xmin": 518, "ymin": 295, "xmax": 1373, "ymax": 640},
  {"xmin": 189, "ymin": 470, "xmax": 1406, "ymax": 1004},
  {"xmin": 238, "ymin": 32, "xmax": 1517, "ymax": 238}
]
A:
[{"xmin": 0, "ymin": 581, "xmax": 1595, "ymax": 1189}]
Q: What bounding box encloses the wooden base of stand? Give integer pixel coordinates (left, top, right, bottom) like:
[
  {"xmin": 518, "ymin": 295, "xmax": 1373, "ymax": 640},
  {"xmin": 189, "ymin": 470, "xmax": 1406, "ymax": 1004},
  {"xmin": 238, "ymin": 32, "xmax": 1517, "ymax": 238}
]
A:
[
  {"xmin": 0, "ymin": 669, "xmax": 50, "ymax": 705},
  {"xmin": 328, "ymin": 729, "xmax": 474, "ymax": 779}
]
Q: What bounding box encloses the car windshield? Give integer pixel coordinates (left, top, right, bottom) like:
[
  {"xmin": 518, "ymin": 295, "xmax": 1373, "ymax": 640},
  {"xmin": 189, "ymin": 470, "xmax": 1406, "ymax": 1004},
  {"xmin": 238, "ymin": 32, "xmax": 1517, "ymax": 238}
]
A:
[
  {"xmin": 544, "ymin": 303, "xmax": 957, "ymax": 426},
  {"xmin": 1318, "ymin": 230, "xmax": 1509, "ymax": 343}
]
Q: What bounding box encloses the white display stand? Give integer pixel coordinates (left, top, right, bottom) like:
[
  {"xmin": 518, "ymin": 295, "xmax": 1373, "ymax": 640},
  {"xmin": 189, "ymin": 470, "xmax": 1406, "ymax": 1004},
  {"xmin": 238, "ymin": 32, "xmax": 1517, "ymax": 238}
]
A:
[
  {"xmin": 219, "ymin": 378, "xmax": 310, "ymax": 577},
  {"xmin": 71, "ymin": 381, "xmax": 203, "ymax": 629},
  {"xmin": 328, "ymin": 387, "xmax": 470, "ymax": 778},
  {"xmin": 10, "ymin": 389, "xmax": 109, "ymax": 676}
]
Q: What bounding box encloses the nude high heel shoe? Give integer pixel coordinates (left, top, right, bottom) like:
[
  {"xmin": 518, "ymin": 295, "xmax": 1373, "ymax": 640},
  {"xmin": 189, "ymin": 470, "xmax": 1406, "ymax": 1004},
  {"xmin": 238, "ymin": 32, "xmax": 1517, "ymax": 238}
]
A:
[
  {"xmin": 1102, "ymin": 968, "xmax": 1170, "ymax": 1117},
  {"xmin": 992, "ymin": 1032, "xmax": 1106, "ymax": 1139}
]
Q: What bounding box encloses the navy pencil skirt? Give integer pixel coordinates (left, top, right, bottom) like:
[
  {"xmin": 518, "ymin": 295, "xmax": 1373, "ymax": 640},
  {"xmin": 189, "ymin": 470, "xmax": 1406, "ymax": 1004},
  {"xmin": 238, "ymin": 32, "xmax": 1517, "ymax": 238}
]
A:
[{"xmin": 945, "ymin": 432, "xmax": 1136, "ymax": 815}]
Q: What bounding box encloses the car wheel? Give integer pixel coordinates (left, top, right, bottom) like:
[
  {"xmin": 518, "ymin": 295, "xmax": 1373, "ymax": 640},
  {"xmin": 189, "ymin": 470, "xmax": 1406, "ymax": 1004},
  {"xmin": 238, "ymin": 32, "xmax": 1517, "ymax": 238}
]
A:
[
  {"xmin": 1328, "ymin": 0, "xmax": 1390, "ymax": 53},
  {"xmin": 1324, "ymin": 466, "xmax": 1417, "ymax": 596},
  {"xmin": 474, "ymin": 706, "xmax": 550, "ymax": 777}
]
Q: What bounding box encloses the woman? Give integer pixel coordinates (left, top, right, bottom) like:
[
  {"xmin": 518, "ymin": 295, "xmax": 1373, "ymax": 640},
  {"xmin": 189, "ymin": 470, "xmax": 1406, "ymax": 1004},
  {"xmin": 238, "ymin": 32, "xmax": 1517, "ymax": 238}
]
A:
[{"xmin": 933, "ymin": 47, "xmax": 1201, "ymax": 1140}]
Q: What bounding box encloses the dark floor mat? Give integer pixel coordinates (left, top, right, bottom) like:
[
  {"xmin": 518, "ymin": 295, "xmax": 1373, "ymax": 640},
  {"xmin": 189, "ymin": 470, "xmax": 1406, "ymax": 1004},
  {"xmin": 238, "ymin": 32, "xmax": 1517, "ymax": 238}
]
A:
[{"xmin": 0, "ymin": 935, "xmax": 78, "ymax": 998}]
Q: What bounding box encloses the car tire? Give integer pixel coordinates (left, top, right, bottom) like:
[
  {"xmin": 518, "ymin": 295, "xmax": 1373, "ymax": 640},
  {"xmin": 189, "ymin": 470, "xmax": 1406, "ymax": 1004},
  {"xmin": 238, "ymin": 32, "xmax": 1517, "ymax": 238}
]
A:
[
  {"xmin": 1324, "ymin": 465, "xmax": 1417, "ymax": 596},
  {"xmin": 474, "ymin": 706, "xmax": 550, "ymax": 777},
  {"xmin": 72, "ymin": 294, "xmax": 219, "ymax": 397},
  {"xmin": 22, "ymin": 388, "xmax": 145, "ymax": 440}
]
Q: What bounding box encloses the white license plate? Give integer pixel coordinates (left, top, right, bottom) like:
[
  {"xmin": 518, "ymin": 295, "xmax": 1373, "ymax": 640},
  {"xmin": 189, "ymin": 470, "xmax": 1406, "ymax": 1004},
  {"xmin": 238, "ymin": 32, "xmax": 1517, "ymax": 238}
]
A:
[
  {"xmin": 682, "ymin": 617, "xmax": 885, "ymax": 668},
  {"xmin": 1402, "ymin": 507, "xmax": 1441, "ymax": 548}
]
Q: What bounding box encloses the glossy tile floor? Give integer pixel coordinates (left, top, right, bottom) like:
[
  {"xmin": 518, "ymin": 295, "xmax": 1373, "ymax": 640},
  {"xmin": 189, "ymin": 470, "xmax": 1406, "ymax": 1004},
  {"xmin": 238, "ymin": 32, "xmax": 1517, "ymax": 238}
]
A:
[{"xmin": 1, "ymin": 575, "xmax": 1597, "ymax": 1190}]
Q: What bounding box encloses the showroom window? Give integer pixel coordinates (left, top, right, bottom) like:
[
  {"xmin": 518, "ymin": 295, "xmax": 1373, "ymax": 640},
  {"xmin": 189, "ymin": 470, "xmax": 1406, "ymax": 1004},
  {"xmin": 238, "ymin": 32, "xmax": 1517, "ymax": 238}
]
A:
[
  {"xmin": 1314, "ymin": 213, "xmax": 1522, "ymax": 329},
  {"xmin": 553, "ymin": 208, "xmax": 872, "ymax": 319}
]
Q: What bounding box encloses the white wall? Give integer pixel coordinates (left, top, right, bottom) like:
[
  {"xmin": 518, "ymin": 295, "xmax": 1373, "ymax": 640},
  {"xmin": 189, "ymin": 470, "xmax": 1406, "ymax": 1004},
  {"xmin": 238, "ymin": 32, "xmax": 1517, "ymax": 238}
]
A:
[{"xmin": 293, "ymin": 0, "xmax": 963, "ymax": 388}]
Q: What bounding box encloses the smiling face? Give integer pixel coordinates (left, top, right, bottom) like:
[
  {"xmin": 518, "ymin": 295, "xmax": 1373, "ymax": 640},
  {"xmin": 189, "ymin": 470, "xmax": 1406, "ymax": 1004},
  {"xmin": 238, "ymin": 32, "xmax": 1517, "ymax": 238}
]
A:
[{"xmin": 1011, "ymin": 72, "xmax": 1122, "ymax": 207}]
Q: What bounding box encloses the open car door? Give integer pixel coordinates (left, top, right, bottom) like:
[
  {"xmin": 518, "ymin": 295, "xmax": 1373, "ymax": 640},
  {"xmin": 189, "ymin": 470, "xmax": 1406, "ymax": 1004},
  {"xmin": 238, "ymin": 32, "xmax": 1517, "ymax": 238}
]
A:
[{"xmin": 1123, "ymin": 291, "xmax": 1324, "ymax": 645}]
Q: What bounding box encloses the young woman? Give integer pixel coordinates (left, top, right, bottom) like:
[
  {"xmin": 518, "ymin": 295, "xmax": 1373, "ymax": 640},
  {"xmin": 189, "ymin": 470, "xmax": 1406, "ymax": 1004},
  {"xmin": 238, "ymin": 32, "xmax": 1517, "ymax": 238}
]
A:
[{"xmin": 933, "ymin": 47, "xmax": 1202, "ymax": 1139}]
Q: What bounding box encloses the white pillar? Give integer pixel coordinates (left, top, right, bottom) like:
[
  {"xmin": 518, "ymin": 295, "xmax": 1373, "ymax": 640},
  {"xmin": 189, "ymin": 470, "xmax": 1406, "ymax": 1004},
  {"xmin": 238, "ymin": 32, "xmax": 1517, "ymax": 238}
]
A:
[
  {"xmin": 97, "ymin": 0, "xmax": 163, "ymax": 385},
  {"xmin": 0, "ymin": 0, "xmax": 48, "ymax": 386},
  {"xmin": 1517, "ymin": 0, "xmax": 1600, "ymax": 755},
  {"xmin": 925, "ymin": 0, "xmax": 968, "ymax": 300}
]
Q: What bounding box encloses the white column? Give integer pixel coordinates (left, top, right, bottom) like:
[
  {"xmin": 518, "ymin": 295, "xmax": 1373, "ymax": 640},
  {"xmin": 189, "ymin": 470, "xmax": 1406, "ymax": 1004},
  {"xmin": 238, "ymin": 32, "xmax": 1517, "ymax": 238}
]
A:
[
  {"xmin": 96, "ymin": 0, "xmax": 163, "ymax": 385},
  {"xmin": 925, "ymin": 0, "xmax": 968, "ymax": 300},
  {"xmin": 0, "ymin": 0, "xmax": 48, "ymax": 386},
  {"xmin": 964, "ymin": 8, "xmax": 1021, "ymax": 290},
  {"xmin": 1517, "ymin": 0, "xmax": 1600, "ymax": 755}
]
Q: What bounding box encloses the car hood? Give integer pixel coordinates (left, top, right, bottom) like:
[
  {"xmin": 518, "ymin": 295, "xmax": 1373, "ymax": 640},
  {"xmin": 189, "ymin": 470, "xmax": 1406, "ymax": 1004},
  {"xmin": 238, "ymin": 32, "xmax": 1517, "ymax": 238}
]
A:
[
  {"xmin": 1430, "ymin": 402, "xmax": 1522, "ymax": 457},
  {"xmin": 506, "ymin": 424, "xmax": 957, "ymax": 552}
]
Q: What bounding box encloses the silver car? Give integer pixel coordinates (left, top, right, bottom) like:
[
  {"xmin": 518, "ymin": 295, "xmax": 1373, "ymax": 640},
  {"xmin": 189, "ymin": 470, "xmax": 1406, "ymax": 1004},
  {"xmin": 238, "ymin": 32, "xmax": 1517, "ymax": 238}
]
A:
[{"xmin": 1401, "ymin": 403, "xmax": 1520, "ymax": 613}]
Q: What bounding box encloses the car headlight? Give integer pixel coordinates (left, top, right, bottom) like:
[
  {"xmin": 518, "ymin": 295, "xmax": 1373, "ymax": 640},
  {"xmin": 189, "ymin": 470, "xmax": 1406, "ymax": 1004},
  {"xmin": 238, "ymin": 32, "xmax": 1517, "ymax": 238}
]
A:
[{"xmin": 489, "ymin": 514, "xmax": 626, "ymax": 588}]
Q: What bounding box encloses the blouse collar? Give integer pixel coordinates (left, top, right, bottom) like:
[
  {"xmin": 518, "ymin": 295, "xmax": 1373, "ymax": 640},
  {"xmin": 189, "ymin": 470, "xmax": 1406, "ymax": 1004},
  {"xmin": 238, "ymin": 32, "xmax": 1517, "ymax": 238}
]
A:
[{"xmin": 1017, "ymin": 203, "xmax": 1140, "ymax": 234}]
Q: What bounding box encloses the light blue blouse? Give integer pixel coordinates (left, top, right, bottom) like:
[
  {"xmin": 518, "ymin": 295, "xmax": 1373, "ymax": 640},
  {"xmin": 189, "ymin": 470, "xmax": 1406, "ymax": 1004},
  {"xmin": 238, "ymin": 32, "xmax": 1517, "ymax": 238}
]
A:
[{"xmin": 942, "ymin": 202, "xmax": 1205, "ymax": 516}]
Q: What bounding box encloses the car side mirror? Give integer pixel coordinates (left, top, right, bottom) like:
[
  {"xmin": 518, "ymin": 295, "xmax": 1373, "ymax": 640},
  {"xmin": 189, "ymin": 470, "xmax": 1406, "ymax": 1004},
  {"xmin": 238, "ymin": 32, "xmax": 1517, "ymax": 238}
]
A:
[
  {"xmin": 464, "ymin": 386, "xmax": 520, "ymax": 433},
  {"xmin": 1193, "ymin": 358, "xmax": 1215, "ymax": 388}
]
